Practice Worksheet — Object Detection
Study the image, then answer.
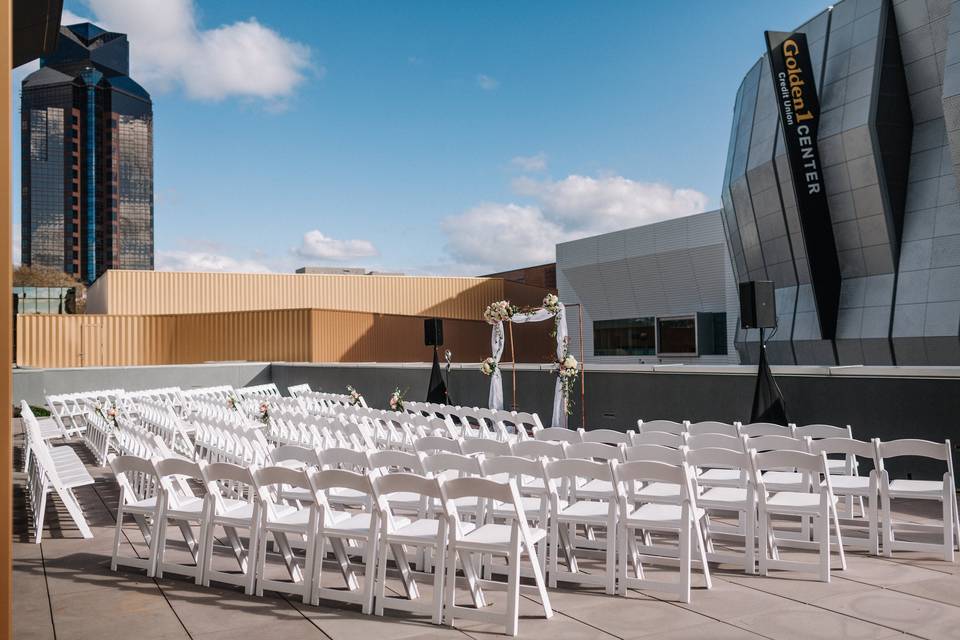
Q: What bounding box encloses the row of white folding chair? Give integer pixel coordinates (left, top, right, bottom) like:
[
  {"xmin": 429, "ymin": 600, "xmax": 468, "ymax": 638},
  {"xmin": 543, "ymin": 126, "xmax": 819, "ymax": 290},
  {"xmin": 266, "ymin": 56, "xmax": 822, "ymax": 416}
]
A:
[
  {"xmin": 81, "ymin": 406, "xmax": 118, "ymax": 466},
  {"xmin": 297, "ymin": 389, "xmax": 368, "ymax": 410},
  {"xmin": 21, "ymin": 402, "xmax": 96, "ymax": 543},
  {"xmin": 122, "ymin": 387, "xmax": 186, "ymax": 416},
  {"xmin": 180, "ymin": 385, "xmax": 236, "ymax": 414},
  {"xmin": 236, "ymin": 383, "xmax": 281, "ymax": 400},
  {"xmin": 46, "ymin": 388, "xmax": 125, "ymax": 438},
  {"xmin": 193, "ymin": 422, "xmax": 272, "ymax": 467},
  {"xmin": 406, "ymin": 402, "xmax": 542, "ymax": 441},
  {"xmin": 110, "ymin": 452, "xmax": 550, "ymax": 636},
  {"xmin": 189, "ymin": 401, "xmax": 258, "ymax": 430},
  {"xmin": 134, "ymin": 400, "xmax": 196, "ymax": 457},
  {"xmin": 287, "ymin": 383, "xmax": 311, "ymax": 397},
  {"xmin": 638, "ymin": 419, "xmax": 854, "ymax": 441}
]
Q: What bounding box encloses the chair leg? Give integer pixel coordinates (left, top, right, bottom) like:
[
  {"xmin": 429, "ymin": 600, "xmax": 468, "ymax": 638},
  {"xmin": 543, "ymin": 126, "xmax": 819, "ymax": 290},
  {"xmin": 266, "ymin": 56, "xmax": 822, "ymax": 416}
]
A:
[
  {"xmin": 548, "ymin": 519, "xmax": 559, "ymax": 588},
  {"xmin": 758, "ymin": 507, "xmax": 769, "ymax": 576},
  {"xmin": 943, "ymin": 492, "xmax": 954, "ymax": 563},
  {"xmin": 301, "ymin": 532, "xmax": 315, "ymax": 605},
  {"xmin": 111, "ymin": 507, "xmax": 124, "ymax": 572},
  {"xmin": 444, "ymin": 542, "xmax": 457, "ymax": 627},
  {"xmin": 361, "ymin": 536, "xmax": 377, "ymax": 615},
  {"xmin": 829, "ymin": 501, "xmax": 846, "ymax": 571},
  {"xmin": 605, "ymin": 515, "xmax": 617, "ymax": 595},
  {"xmin": 246, "ymin": 522, "xmax": 260, "ymax": 596},
  {"xmin": 374, "ymin": 537, "xmax": 389, "ymax": 616},
  {"xmin": 693, "ymin": 515, "xmax": 712, "ymax": 590},
  {"xmin": 819, "ymin": 505, "xmax": 831, "ymax": 583},
  {"xmin": 506, "ymin": 538, "xmax": 522, "ymax": 636},
  {"xmin": 146, "ymin": 511, "xmax": 163, "ymax": 578},
  {"xmin": 525, "ymin": 539, "xmax": 552, "ymax": 619},
  {"xmin": 881, "ymin": 491, "xmax": 893, "ymax": 557},
  {"xmin": 617, "ymin": 523, "xmax": 628, "ymax": 596},
  {"xmin": 745, "ymin": 505, "xmax": 756, "ymax": 575},
  {"xmin": 679, "ymin": 518, "xmax": 691, "ymax": 604},
  {"xmin": 431, "ymin": 538, "xmax": 446, "ymax": 625},
  {"xmin": 254, "ymin": 528, "xmax": 269, "ymax": 597},
  {"xmin": 154, "ymin": 515, "xmax": 169, "ymax": 579}
]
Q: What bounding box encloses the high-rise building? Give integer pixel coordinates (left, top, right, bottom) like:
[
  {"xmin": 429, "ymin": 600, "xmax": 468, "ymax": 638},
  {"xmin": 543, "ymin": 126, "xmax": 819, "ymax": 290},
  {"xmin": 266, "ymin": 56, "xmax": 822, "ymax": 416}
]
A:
[{"xmin": 21, "ymin": 22, "xmax": 153, "ymax": 284}]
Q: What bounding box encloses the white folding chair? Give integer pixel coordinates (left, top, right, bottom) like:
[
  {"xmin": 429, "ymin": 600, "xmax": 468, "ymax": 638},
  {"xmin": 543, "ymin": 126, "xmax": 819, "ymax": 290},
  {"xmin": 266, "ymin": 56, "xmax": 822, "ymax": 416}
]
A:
[
  {"xmin": 685, "ymin": 433, "xmax": 747, "ymax": 488},
  {"xmin": 200, "ymin": 462, "xmax": 261, "ymax": 594},
  {"xmin": 154, "ymin": 457, "xmax": 210, "ymax": 584},
  {"xmin": 685, "ymin": 446, "xmax": 757, "ymax": 573},
  {"xmin": 371, "ymin": 473, "xmax": 448, "ymax": 624},
  {"xmin": 308, "ymin": 468, "xmax": 380, "ymax": 612},
  {"xmin": 109, "ymin": 454, "xmax": 163, "ymax": 576},
  {"xmin": 877, "ymin": 439, "xmax": 958, "ymax": 562},
  {"xmin": 614, "ymin": 460, "xmax": 712, "ymax": 602},
  {"xmin": 738, "ymin": 422, "xmax": 795, "ymax": 437},
  {"xmin": 253, "ymin": 466, "xmax": 318, "ymax": 603},
  {"xmin": 414, "ymin": 435, "xmax": 463, "ymax": 456},
  {"xmin": 752, "ymin": 449, "xmax": 845, "ymax": 582},
  {"xmin": 441, "ymin": 477, "xmax": 552, "ymax": 637},
  {"xmin": 320, "ymin": 447, "xmax": 373, "ymax": 510},
  {"xmin": 809, "ymin": 438, "xmax": 880, "ymax": 555},
  {"xmin": 545, "ymin": 458, "xmax": 618, "ymax": 594}
]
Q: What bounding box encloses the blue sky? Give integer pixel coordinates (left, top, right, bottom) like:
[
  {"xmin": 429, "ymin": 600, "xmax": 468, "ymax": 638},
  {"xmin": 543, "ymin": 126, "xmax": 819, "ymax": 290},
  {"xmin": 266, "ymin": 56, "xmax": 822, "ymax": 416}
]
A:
[{"xmin": 13, "ymin": 1, "xmax": 825, "ymax": 275}]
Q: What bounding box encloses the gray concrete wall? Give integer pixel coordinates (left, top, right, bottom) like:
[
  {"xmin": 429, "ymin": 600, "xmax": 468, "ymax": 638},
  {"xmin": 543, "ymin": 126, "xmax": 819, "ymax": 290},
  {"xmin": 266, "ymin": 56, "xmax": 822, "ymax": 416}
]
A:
[{"xmin": 14, "ymin": 362, "xmax": 272, "ymax": 406}]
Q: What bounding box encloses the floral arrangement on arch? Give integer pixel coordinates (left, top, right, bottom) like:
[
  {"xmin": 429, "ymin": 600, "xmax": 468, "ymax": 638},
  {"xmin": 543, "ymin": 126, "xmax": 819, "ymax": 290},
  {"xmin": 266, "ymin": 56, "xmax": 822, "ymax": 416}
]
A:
[
  {"xmin": 554, "ymin": 340, "xmax": 579, "ymax": 416},
  {"xmin": 389, "ymin": 387, "xmax": 407, "ymax": 412},
  {"xmin": 480, "ymin": 356, "xmax": 498, "ymax": 376},
  {"xmin": 542, "ymin": 293, "xmax": 561, "ymax": 337},
  {"xmin": 483, "ymin": 300, "xmax": 517, "ymax": 325},
  {"xmin": 258, "ymin": 401, "xmax": 270, "ymax": 425},
  {"xmin": 346, "ymin": 385, "xmax": 363, "ymax": 407}
]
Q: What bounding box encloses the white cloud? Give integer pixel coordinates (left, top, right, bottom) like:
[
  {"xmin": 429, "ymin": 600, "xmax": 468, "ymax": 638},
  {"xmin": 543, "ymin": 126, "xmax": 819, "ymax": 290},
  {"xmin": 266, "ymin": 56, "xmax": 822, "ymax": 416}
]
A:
[
  {"xmin": 513, "ymin": 174, "xmax": 709, "ymax": 233},
  {"xmin": 294, "ymin": 230, "xmax": 379, "ymax": 261},
  {"xmin": 156, "ymin": 250, "xmax": 271, "ymax": 273},
  {"xmin": 441, "ymin": 203, "xmax": 567, "ymax": 272},
  {"xmin": 74, "ymin": 0, "xmax": 314, "ymax": 104},
  {"xmin": 438, "ymin": 174, "xmax": 708, "ymax": 273},
  {"xmin": 12, "ymin": 224, "xmax": 21, "ymax": 265},
  {"xmin": 510, "ymin": 152, "xmax": 547, "ymax": 173},
  {"xmin": 476, "ymin": 74, "xmax": 499, "ymax": 91}
]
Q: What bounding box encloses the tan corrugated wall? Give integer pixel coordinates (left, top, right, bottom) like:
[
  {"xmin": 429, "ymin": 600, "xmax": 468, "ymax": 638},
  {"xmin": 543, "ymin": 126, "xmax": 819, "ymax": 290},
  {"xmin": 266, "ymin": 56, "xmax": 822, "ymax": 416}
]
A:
[
  {"xmin": 86, "ymin": 270, "xmax": 551, "ymax": 318},
  {"xmin": 16, "ymin": 308, "xmax": 555, "ymax": 368}
]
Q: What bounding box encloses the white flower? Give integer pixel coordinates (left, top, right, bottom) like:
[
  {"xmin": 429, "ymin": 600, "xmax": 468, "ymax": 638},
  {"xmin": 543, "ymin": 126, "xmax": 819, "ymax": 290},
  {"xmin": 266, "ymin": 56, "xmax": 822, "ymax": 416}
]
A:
[{"xmin": 563, "ymin": 355, "xmax": 578, "ymax": 369}]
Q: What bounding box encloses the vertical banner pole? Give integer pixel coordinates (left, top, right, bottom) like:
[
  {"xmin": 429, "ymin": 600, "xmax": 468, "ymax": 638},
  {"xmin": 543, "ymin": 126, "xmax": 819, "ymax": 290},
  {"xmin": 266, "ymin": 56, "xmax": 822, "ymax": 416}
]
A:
[
  {"xmin": 508, "ymin": 321, "xmax": 517, "ymax": 410},
  {"xmin": 578, "ymin": 304, "xmax": 585, "ymax": 427}
]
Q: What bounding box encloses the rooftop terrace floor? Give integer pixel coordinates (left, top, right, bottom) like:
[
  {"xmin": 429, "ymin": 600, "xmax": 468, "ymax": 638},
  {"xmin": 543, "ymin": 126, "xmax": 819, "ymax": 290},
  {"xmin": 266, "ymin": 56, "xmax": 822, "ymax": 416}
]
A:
[{"xmin": 12, "ymin": 427, "xmax": 960, "ymax": 640}]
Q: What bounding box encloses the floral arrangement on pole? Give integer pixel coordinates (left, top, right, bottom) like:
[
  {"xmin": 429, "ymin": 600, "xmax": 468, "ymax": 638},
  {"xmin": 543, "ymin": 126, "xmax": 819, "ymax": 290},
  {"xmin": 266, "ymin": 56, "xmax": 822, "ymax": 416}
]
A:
[
  {"xmin": 483, "ymin": 300, "xmax": 517, "ymax": 325},
  {"xmin": 480, "ymin": 356, "xmax": 498, "ymax": 376},
  {"xmin": 554, "ymin": 340, "xmax": 579, "ymax": 416},
  {"xmin": 389, "ymin": 387, "xmax": 407, "ymax": 412},
  {"xmin": 258, "ymin": 401, "xmax": 270, "ymax": 424},
  {"xmin": 346, "ymin": 385, "xmax": 364, "ymax": 406},
  {"xmin": 94, "ymin": 402, "xmax": 118, "ymax": 429},
  {"xmin": 226, "ymin": 394, "xmax": 240, "ymax": 411}
]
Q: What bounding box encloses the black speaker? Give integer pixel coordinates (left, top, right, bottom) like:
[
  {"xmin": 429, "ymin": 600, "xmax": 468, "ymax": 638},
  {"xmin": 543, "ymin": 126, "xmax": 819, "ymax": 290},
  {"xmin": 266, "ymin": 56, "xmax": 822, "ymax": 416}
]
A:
[
  {"xmin": 739, "ymin": 281, "xmax": 777, "ymax": 329},
  {"xmin": 424, "ymin": 318, "xmax": 444, "ymax": 347}
]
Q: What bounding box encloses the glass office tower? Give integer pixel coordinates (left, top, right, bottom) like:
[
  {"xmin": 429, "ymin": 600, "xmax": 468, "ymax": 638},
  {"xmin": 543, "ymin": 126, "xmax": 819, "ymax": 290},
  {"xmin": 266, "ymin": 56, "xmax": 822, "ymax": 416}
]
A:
[{"xmin": 21, "ymin": 22, "xmax": 153, "ymax": 283}]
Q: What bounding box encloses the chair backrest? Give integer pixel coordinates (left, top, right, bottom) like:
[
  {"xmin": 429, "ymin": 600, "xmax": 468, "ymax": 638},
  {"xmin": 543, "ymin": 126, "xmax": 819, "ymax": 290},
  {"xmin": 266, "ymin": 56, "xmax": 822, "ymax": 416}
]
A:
[
  {"xmin": 746, "ymin": 434, "xmax": 809, "ymax": 453},
  {"xmin": 793, "ymin": 423, "xmax": 852, "ymax": 439},
  {"xmin": 808, "ymin": 437, "xmax": 879, "ymax": 466},
  {"xmin": 480, "ymin": 455, "xmax": 549, "ymax": 493},
  {"xmin": 685, "ymin": 432, "xmax": 746, "ymax": 452},
  {"xmin": 421, "ymin": 452, "xmax": 483, "ymax": 479},
  {"xmin": 442, "ymin": 476, "xmax": 515, "ymax": 503},
  {"xmin": 310, "ymin": 467, "xmax": 375, "ymax": 495},
  {"xmin": 287, "ymin": 383, "xmax": 311, "ymax": 397},
  {"xmin": 751, "ymin": 449, "xmax": 828, "ymax": 487},
  {"xmin": 629, "ymin": 430, "xmax": 683, "ymax": 448},
  {"xmin": 534, "ymin": 426, "xmax": 583, "ymax": 443},
  {"xmin": 614, "ymin": 460, "xmax": 692, "ymax": 504},
  {"xmin": 636, "ymin": 419, "xmax": 686, "ymax": 435},
  {"xmin": 320, "ymin": 447, "xmax": 370, "ymax": 471},
  {"xmin": 580, "ymin": 428, "xmax": 633, "ymax": 445},
  {"xmin": 373, "ymin": 473, "xmax": 443, "ymax": 527},
  {"xmin": 367, "ymin": 449, "xmax": 426, "ymax": 475},
  {"xmin": 623, "ymin": 443, "xmax": 684, "ymax": 464},
  {"xmin": 109, "ymin": 454, "xmax": 161, "ymax": 504},
  {"xmin": 876, "ymin": 439, "xmax": 953, "ymax": 477},
  {"xmin": 270, "ymin": 444, "xmax": 321, "ymax": 468},
  {"xmin": 738, "ymin": 422, "xmax": 794, "ymax": 437},
  {"xmin": 414, "ymin": 435, "xmax": 463, "ymax": 455},
  {"xmin": 686, "ymin": 421, "xmax": 740, "ymax": 436},
  {"xmin": 460, "ymin": 438, "xmax": 511, "ymax": 457},
  {"xmin": 546, "ymin": 457, "xmax": 616, "ymax": 485},
  {"xmin": 511, "ymin": 439, "xmax": 566, "ymax": 460},
  {"xmin": 685, "ymin": 446, "xmax": 752, "ymax": 473},
  {"xmin": 564, "ymin": 441, "xmax": 624, "ymax": 462}
]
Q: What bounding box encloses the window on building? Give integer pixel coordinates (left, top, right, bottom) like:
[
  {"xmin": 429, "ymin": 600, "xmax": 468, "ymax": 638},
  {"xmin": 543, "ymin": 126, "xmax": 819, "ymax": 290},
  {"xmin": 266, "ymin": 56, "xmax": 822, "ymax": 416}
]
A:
[
  {"xmin": 657, "ymin": 316, "xmax": 697, "ymax": 355},
  {"xmin": 697, "ymin": 312, "xmax": 728, "ymax": 355},
  {"xmin": 594, "ymin": 318, "xmax": 655, "ymax": 356}
]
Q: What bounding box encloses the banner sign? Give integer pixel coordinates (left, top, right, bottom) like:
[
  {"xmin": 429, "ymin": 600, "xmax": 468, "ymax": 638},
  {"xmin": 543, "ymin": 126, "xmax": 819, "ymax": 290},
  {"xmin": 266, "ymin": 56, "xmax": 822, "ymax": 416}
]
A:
[{"xmin": 765, "ymin": 30, "xmax": 840, "ymax": 339}]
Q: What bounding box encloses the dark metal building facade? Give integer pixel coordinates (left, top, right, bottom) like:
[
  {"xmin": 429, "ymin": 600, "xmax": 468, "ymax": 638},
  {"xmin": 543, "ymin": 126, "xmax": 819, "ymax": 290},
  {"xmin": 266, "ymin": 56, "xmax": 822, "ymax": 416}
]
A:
[{"xmin": 722, "ymin": 0, "xmax": 960, "ymax": 365}]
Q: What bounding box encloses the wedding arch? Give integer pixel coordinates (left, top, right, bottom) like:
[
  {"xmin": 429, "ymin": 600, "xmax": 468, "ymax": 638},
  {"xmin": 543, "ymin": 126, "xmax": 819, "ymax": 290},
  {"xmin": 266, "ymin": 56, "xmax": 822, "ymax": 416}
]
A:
[{"xmin": 481, "ymin": 295, "xmax": 580, "ymax": 428}]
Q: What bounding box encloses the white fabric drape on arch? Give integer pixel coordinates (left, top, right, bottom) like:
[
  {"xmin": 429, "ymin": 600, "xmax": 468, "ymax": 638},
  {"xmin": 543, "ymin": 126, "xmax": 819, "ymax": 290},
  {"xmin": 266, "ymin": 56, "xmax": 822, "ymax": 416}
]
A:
[{"xmin": 488, "ymin": 303, "xmax": 569, "ymax": 428}]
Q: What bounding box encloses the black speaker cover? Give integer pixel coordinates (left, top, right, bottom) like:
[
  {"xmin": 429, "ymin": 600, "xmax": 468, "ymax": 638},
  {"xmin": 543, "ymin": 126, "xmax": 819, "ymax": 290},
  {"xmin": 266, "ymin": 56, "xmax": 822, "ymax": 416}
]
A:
[
  {"xmin": 424, "ymin": 318, "xmax": 444, "ymax": 346},
  {"xmin": 739, "ymin": 281, "xmax": 776, "ymax": 329}
]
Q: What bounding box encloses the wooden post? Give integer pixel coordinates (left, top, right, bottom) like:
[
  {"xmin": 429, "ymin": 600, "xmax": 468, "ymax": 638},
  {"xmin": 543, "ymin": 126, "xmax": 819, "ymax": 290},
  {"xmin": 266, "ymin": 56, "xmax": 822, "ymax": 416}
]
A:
[
  {"xmin": 508, "ymin": 321, "xmax": 517, "ymax": 410},
  {"xmin": 1, "ymin": 0, "xmax": 13, "ymax": 633}
]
